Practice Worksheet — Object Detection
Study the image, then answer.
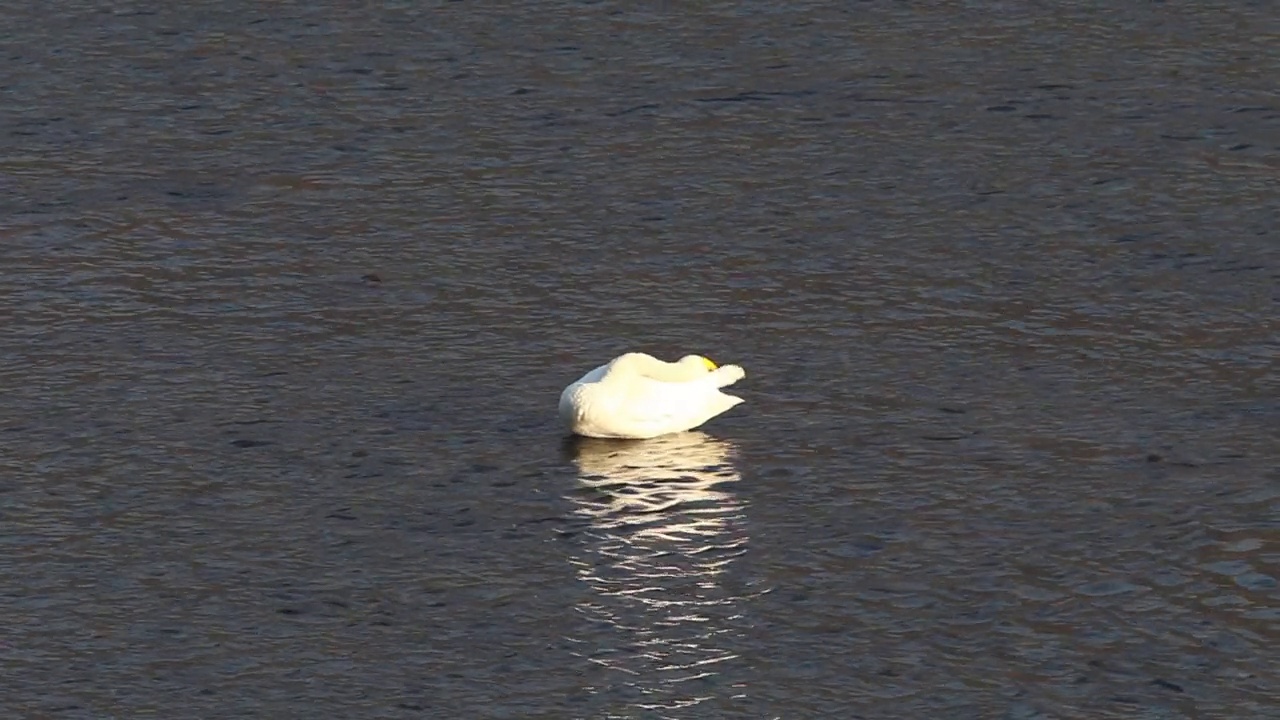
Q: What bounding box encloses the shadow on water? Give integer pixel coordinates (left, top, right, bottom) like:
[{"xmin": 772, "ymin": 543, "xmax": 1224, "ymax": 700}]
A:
[{"xmin": 558, "ymin": 432, "xmax": 758, "ymax": 717}]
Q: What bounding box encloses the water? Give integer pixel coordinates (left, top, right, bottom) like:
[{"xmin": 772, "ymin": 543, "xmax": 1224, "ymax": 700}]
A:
[{"xmin": 2, "ymin": 1, "xmax": 1277, "ymax": 718}]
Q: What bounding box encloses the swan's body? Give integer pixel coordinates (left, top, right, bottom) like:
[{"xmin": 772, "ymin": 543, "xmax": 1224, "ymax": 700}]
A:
[{"xmin": 558, "ymin": 353, "xmax": 745, "ymax": 439}]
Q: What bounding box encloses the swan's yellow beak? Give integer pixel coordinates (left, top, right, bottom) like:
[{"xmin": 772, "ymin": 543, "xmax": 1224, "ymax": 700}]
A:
[{"xmin": 700, "ymin": 356, "xmax": 718, "ymax": 371}]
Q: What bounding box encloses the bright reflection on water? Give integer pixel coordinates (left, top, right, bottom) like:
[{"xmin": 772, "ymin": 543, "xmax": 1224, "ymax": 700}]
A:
[{"xmin": 562, "ymin": 433, "xmax": 754, "ymax": 717}]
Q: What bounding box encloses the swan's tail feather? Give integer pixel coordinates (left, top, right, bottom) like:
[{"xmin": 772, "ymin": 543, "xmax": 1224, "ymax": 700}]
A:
[
  {"xmin": 710, "ymin": 365, "xmax": 745, "ymax": 389},
  {"xmin": 716, "ymin": 393, "xmax": 744, "ymax": 412}
]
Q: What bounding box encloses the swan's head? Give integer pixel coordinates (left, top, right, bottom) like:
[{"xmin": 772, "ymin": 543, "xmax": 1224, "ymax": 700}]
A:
[{"xmin": 678, "ymin": 355, "xmax": 718, "ymax": 371}]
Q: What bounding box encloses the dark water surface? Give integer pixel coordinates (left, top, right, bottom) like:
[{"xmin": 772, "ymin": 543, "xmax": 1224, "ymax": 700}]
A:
[{"xmin": 3, "ymin": 1, "xmax": 1277, "ymax": 718}]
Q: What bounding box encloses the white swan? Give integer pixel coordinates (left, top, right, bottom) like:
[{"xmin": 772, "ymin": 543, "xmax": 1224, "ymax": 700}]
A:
[{"xmin": 558, "ymin": 353, "xmax": 745, "ymax": 439}]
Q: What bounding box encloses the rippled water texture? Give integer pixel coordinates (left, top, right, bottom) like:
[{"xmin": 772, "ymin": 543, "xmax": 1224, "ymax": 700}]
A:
[{"xmin": 2, "ymin": 1, "xmax": 1277, "ymax": 718}]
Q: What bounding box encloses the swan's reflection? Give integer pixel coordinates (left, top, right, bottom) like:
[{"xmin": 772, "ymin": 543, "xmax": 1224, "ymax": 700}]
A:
[{"xmin": 563, "ymin": 432, "xmax": 750, "ymax": 716}]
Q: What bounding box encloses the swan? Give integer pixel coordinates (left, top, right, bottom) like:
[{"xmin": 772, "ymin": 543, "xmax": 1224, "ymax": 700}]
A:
[{"xmin": 558, "ymin": 353, "xmax": 745, "ymax": 439}]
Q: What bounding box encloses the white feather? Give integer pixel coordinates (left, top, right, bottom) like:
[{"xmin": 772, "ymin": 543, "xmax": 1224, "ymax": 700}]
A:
[{"xmin": 558, "ymin": 353, "xmax": 745, "ymax": 439}]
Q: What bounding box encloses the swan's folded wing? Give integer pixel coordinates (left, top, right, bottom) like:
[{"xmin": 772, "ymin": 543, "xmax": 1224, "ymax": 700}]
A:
[{"xmin": 615, "ymin": 376, "xmax": 738, "ymax": 437}]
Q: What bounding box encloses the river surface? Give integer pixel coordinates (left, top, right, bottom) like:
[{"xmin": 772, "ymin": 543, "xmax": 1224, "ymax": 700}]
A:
[{"xmin": 2, "ymin": 2, "xmax": 1277, "ymax": 718}]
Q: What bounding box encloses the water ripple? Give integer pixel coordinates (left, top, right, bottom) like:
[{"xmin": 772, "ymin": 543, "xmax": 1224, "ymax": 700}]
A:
[{"xmin": 562, "ymin": 433, "xmax": 758, "ymax": 718}]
